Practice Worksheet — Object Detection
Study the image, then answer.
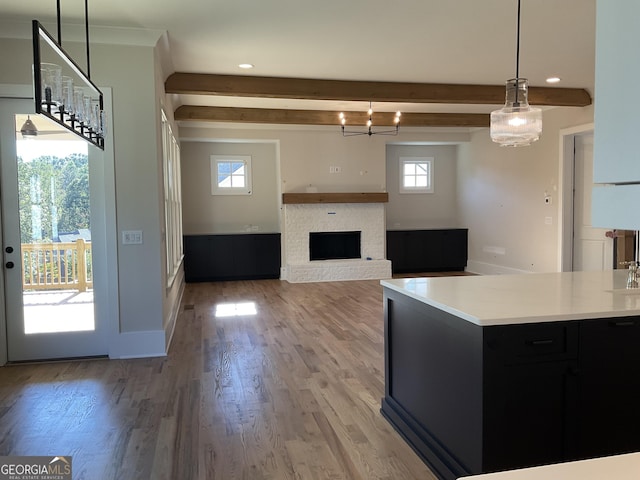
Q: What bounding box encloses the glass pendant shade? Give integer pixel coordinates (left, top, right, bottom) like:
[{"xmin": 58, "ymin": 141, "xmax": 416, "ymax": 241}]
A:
[
  {"xmin": 490, "ymin": 78, "xmax": 542, "ymax": 147},
  {"xmin": 40, "ymin": 62, "xmax": 62, "ymax": 107}
]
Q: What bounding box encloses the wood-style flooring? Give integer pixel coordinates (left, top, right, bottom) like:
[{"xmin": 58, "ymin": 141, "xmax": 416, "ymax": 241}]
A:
[{"xmin": 0, "ymin": 275, "xmax": 457, "ymax": 480}]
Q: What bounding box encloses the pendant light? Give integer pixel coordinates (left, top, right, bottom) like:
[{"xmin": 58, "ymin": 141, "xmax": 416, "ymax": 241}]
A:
[
  {"xmin": 20, "ymin": 116, "xmax": 38, "ymax": 138},
  {"xmin": 490, "ymin": 0, "xmax": 542, "ymax": 147}
]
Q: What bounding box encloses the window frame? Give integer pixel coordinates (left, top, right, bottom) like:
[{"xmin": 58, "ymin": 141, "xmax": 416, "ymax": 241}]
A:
[
  {"xmin": 399, "ymin": 156, "xmax": 434, "ymax": 194},
  {"xmin": 210, "ymin": 155, "xmax": 252, "ymax": 195},
  {"xmin": 161, "ymin": 109, "xmax": 184, "ymax": 287}
]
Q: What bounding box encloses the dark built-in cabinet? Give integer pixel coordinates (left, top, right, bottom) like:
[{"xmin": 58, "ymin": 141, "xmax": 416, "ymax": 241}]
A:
[
  {"xmin": 183, "ymin": 233, "xmax": 281, "ymax": 282},
  {"xmin": 381, "ymin": 288, "xmax": 640, "ymax": 480},
  {"xmin": 386, "ymin": 229, "xmax": 467, "ymax": 273}
]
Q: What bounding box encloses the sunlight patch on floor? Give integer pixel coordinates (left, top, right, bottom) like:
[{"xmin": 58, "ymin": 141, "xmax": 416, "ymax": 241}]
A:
[{"xmin": 214, "ymin": 301, "xmax": 257, "ymax": 317}]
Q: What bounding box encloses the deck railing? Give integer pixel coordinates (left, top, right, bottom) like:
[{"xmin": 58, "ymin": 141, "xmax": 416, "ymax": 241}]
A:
[{"xmin": 21, "ymin": 239, "xmax": 93, "ymax": 292}]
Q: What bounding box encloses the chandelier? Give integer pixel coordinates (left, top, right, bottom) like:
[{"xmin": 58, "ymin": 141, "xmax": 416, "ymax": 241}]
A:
[
  {"xmin": 339, "ymin": 102, "xmax": 401, "ymax": 137},
  {"xmin": 490, "ymin": 0, "xmax": 542, "ymax": 147},
  {"xmin": 31, "ymin": 0, "xmax": 105, "ymax": 149}
]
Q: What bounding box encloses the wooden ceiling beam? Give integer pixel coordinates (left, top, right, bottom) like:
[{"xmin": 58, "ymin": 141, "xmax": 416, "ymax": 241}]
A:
[
  {"xmin": 166, "ymin": 73, "xmax": 592, "ymax": 107},
  {"xmin": 174, "ymin": 105, "xmax": 490, "ymax": 128}
]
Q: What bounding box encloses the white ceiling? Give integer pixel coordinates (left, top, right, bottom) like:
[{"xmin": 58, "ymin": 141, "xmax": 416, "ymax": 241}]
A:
[{"xmin": 0, "ymin": 0, "xmax": 596, "ymax": 116}]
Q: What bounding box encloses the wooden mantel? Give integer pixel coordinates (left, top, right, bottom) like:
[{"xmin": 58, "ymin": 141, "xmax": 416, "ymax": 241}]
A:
[{"xmin": 282, "ymin": 192, "xmax": 388, "ymax": 204}]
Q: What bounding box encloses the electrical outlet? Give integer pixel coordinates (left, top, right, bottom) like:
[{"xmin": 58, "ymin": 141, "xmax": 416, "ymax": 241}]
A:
[{"xmin": 122, "ymin": 230, "xmax": 143, "ymax": 244}]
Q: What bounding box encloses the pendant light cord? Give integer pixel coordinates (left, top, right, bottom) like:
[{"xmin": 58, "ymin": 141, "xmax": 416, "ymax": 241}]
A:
[
  {"xmin": 56, "ymin": 0, "xmax": 61, "ymax": 44},
  {"xmin": 85, "ymin": 0, "xmax": 91, "ymax": 78},
  {"xmin": 54, "ymin": 0, "xmax": 92, "ymax": 79},
  {"xmin": 515, "ymin": 0, "xmax": 521, "ymax": 79},
  {"xmin": 514, "ymin": 0, "xmax": 521, "ymax": 105}
]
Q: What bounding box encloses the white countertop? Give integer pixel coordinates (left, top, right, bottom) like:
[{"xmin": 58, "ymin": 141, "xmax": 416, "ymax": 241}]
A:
[
  {"xmin": 457, "ymin": 452, "xmax": 640, "ymax": 479},
  {"xmin": 381, "ymin": 270, "xmax": 640, "ymax": 326}
]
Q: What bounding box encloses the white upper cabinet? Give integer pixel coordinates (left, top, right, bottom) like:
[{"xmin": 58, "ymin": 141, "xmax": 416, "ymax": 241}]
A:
[{"xmin": 593, "ymin": 0, "xmax": 640, "ymax": 184}]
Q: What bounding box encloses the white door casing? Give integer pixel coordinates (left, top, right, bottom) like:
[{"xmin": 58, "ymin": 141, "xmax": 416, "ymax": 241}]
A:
[{"xmin": 572, "ymin": 133, "xmax": 614, "ymax": 271}]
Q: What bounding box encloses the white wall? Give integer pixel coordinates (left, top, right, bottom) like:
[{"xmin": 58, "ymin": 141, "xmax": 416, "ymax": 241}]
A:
[
  {"xmin": 181, "ymin": 141, "xmax": 279, "ymax": 234},
  {"xmin": 458, "ymin": 105, "xmax": 595, "ymax": 274},
  {"xmin": 180, "ymin": 125, "xmax": 471, "ymax": 194},
  {"xmin": 89, "ymin": 42, "xmax": 165, "ymax": 337},
  {"xmin": 385, "ymin": 144, "xmax": 458, "ymax": 229}
]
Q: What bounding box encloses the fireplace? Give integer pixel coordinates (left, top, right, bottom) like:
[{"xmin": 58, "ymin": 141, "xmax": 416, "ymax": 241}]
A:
[
  {"xmin": 310, "ymin": 231, "xmax": 361, "ymax": 261},
  {"xmin": 282, "ymin": 202, "xmax": 392, "ymax": 283}
]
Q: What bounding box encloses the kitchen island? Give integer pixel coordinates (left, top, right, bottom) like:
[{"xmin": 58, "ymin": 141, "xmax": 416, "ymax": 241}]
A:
[{"xmin": 380, "ymin": 271, "xmax": 640, "ymax": 480}]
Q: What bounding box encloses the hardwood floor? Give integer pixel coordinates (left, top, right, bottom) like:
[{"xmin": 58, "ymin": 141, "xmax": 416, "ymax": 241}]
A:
[{"xmin": 0, "ymin": 278, "xmax": 442, "ymax": 480}]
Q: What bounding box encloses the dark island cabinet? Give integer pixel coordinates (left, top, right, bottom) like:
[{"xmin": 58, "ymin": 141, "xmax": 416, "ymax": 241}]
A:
[
  {"xmin": 183, "ymin": 233, "xmax": 281, "ymax": 282},
  {"xmin": 482, "ymin": 322, "xmax": 580, "ymax": 473},
  {"xmin": 386, "ymin": 229, "xmax": 467, "ymax": 273},
  {"xmin": 381, "ymin": 287, "xmax": 640, "ymax": 480},
  {"xmin": 574, "ymin": 317, "xmax": 640, "ymax": 459}
]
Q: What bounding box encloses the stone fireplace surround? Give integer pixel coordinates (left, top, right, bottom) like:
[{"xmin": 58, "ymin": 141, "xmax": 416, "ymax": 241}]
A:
[{"xmin": 282, "ymin": 194, "xmax": 392, "ymax": 283}]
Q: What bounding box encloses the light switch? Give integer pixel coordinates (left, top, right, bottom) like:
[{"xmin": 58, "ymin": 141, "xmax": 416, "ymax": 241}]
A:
[{"xmin": 122, "ymin": 230, "xmax": 143, "ymax": 244}]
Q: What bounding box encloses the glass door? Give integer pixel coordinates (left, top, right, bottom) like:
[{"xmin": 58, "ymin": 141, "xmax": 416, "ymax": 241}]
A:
[{"xmin": 1, "ymin": 98, "xmax": 107, "ymax": 361}]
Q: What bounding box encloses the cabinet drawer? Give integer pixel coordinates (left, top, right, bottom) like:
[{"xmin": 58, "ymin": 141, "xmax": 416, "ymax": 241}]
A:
[{"xmin": 485, "ymin": 323, "xmax": 578, "ymax": 364}]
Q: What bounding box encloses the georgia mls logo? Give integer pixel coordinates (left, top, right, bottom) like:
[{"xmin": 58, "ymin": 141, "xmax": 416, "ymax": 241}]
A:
[
  {"xmin": 49, "ymin": 457, "xmax": 71, "ymax": 474},
  {"xmin": 0, "ymin": 456, "xmax": 72, "ymax": 480}
]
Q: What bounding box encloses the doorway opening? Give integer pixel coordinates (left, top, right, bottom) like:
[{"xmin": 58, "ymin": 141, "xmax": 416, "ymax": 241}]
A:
[{"xmin": 559, "ymin": 125, "xmax": 615, "ymax": 272}]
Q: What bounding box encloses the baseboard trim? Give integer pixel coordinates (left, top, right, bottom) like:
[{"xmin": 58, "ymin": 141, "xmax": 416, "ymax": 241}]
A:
[
  {"xmin": 466, "ymin": 260, "xmax": 532, "ymax": 276},
  {"xmin": 109, "ymin": 330, "xmax": 167, "ymax": 359},
  {"xmin": 164, "ymin": 280, "xmax": 185, "ymax": 352}
]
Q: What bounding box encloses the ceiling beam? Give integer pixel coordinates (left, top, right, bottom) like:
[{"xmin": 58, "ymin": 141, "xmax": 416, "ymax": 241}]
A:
[
  {"xmin": 166, "ymin": 73, "xmax": 592, "ymax": 107},
  {"xmin": 174, "ymin": 106, "xmax": 490, "ymax": 128}
]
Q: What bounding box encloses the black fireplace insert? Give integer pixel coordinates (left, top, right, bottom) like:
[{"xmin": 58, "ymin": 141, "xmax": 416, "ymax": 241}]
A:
[{"xmin": 309, "ymin": 231, "xmax": 361, "ymax": 261}]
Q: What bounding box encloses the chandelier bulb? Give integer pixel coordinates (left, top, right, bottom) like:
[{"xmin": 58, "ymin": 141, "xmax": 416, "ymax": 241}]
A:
[{"xmin": 338, "ymin": 101, "xmax": 400, "ymax": 137}]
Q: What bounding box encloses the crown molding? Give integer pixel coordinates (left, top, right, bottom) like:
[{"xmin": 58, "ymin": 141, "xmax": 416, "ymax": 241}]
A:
[{"xmin": 0, "ymin": 19, "xmax": 163, "ymax": 47}]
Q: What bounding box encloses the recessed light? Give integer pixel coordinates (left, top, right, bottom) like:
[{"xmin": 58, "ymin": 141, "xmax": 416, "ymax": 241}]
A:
[
  {"xmin": 238, "ymin": 63, "xmax": 254, "ymax": 69},
  {"xmin": 546, "ymin": 76, "xmax": 561, "ymax": 84}
]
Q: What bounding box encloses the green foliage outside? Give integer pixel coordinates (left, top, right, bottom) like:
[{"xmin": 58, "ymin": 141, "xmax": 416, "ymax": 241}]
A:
[{"xmin": 17, "ymin": 153, "xmax": 90, "ymax": 244}]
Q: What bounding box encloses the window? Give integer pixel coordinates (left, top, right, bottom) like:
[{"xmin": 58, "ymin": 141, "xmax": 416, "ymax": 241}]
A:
[
  {"xmin": 161, "ymin": 109, "xmax": 184, "ymax": 286},
  {"xmin": 211, "ymin": 155, "xmax": 252, "ymax": 195},
  {"xmin": 400, "ymin": 157, "xmax": 433, "ymax": 193}
]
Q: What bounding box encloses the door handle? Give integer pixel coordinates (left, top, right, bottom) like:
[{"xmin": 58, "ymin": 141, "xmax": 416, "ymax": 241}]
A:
[{"xmin": 5, "ymin": 261, "xmax": 14, "ymax": 269}]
